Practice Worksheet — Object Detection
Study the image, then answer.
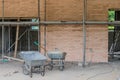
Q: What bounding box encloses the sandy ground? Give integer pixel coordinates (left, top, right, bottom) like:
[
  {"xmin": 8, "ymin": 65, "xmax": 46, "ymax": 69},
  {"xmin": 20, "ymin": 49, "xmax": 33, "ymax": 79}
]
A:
[{"xmin": 0, "ymin": 60, "xmax": 120, "ymax": 80}]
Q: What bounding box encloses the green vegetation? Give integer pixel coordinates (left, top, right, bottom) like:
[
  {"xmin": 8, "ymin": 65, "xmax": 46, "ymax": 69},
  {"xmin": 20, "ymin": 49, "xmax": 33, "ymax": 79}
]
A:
[
  {"xmin": 108, "ymin": 10, "xmax": 115, "ymax": 22},
  {"xmin": 108, "ymin": 26, "xmax": 114, "ymax": 30},
  {"xmin": 108, "ymin": 10, "xmax": 115, "ymax": 30}
]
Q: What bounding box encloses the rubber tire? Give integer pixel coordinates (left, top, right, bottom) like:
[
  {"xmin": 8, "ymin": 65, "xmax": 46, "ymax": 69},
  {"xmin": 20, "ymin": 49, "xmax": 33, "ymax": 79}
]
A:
[
  {"xmin": 59, "ymin": 66, "xmax": 64, "ymax": 71},
  {"xmin": 48, "ymin": 65, "xmax": 53, "ymax": 70},
  {"xmin": 41, "ymin": 71, "xmax": 45, "ymax": 76},
  {"xmin": 22, "ymin": 65, "xmax": 29, "ymax": 75}
]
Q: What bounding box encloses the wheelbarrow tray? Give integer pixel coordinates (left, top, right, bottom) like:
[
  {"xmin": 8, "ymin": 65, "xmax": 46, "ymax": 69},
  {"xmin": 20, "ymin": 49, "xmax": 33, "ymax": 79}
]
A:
[
  {"xmin": 47, "ymin": 51, "xmax": 66, "ymax": 71},
  {"xmin": 47, "ymin": 51, "xmax": 66, "ymax": 60},
  {"xmin": 19, "ymin": 51, "xmax": 47, "ymax": 66}
]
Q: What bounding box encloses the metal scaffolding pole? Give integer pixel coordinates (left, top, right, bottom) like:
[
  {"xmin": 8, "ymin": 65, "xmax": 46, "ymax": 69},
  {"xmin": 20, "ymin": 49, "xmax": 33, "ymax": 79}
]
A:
[
  {"xmin": 28, "ymin": 27, "xmax": 30, "ymax": 50},
  {"xmin": 8, "ymin": 26, "xmax": 11, "ymax": 57},
  {"xmin": 0, "ymin": 21, "xmax": 120, "ymax": 25},
  {"xmin": 82, "ymin": 0, "xmax": 87, "ymax": 67},
  {"xmin": 38, "ymin": 0, "xmax": 41, "ymax": 52},
  {"xmin": 2, "ymin": 0, "xmax": 4, "ymax": 59},
  {"xmin": 44, "ymin": 0, "xmax": 47, "ymax": 55}
]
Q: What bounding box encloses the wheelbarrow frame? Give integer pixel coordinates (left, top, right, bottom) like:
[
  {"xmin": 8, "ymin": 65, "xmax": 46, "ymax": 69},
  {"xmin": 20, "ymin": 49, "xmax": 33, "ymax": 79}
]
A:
[
  {"xmin": 19, "ymin": 51, "xmax": 47, "ymax": 77},
  {"xmin": 47, "ymin": 51, "xmax": 66, "ymax": 71}
]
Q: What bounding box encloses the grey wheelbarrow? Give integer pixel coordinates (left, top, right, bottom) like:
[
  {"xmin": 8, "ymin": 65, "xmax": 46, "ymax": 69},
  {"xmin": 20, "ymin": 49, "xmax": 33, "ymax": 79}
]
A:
[
  {"xmin": 47, "ymin": 50, "xmax": 67, "ymax": 71},
  {"xmin": 19, "ymin": 51, "xmax": 47, "ymax": 77}
]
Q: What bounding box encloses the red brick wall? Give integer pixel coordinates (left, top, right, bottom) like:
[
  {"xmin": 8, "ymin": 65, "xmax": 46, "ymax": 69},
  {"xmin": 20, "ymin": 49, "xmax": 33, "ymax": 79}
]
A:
[
  {"xmin": 40, "ymin": 0, "xmax": 109, "ymax": 62},
  {"xmin": 86, "ymin": 25, "xmax": 108, "ymax": 62},
  {"xmin": 1, "ymin": 0, "xmax": 119, "ymax": 62},
  {"xmin": 40, "ymin": 25, "xmax": 108, "ymax": 62},
  {"xmin": 45, "ymin": 0, "xmax": 83, "ymax": 21},
  {"xmin": 0, "ymin": 0, "xmax": 119, "ymax": 20},
  {"xmin": 87, "ymin": 0, "xmax": 120, "ymax": 21},
  {"xmin": 46, "ymin": 25, "xmax": 83, "ymax": 61},
  {"xmin": 0, "ymin": 0, "xmax": 38, "ymax": 17}
]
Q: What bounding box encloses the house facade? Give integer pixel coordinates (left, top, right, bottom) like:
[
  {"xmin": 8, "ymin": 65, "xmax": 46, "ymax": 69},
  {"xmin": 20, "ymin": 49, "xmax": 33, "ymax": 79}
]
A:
[{"xmin": 0, "ymin": 0, "xmax": 120, "ymax": 63}]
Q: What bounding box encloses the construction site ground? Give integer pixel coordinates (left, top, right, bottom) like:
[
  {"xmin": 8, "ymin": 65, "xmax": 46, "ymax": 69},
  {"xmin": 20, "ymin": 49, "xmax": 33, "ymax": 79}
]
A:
[{"xmin": 0, "ymin": 59, "xmax": 120, "ymax": 80}]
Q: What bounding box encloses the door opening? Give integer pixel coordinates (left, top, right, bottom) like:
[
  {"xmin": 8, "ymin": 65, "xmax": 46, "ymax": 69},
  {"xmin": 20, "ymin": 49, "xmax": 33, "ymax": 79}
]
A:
[
  {"xmin": 108, "ymin": 9, "xmax": 120, "ymax": 60},
  {"xmin": 0, "ymin": 18, "xmax": 39, "ymax": 58}
]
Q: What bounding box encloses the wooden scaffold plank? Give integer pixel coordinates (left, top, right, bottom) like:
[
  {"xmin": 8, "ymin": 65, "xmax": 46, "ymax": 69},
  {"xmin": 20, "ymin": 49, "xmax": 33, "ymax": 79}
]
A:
[{"xmin": 14, "ymin": 19, "xmax": 20, "ymax": 58}]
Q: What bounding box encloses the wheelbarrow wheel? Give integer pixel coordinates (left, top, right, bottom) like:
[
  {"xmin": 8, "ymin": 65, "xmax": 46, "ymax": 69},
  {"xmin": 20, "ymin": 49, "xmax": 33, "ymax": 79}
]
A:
[
  {"xmin": 30, "ymin": 72, "xmax": 32, "ymax": 78},
  {"xmin": 59, "ymin": 66, "xmax": 64, "ymax": 71},
  {"xmin": 30, "ymin": 68, "xmax": 33, "ymax": 78},
  {"xmin": 22, "ymin": 65, "xmax": 29, "ymax": 75},
  {"xmin": 41, "ymin": 71, "xmax": 45, "ymax": 76},
  {"xmin": 40, "ymin": 66, "xmax": 45, "ymax": 76},
  {"xmin": 48, "ymin": 65, "xmax": 53, "ymax": 70}
]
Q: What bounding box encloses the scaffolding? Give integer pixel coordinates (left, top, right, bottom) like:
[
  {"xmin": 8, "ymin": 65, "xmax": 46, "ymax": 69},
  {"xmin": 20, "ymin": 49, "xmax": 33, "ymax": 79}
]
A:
[
  {"xmin": 1, "ymin": 0, "xmax": 120, "ymax": 67},
  {"xmin": 1, "ymin": 0, "xmax": 41, "ymax": 61}
]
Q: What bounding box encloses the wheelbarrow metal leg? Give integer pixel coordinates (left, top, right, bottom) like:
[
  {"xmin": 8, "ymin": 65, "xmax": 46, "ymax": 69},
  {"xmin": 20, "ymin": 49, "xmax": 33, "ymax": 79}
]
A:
[{"xmin": 29, "ymin": 66, "xmax": 32, "ymax": 78}]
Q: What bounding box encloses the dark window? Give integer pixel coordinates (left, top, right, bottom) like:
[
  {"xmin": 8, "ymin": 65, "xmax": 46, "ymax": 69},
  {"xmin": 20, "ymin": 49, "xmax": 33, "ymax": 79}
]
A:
[{"xmin": 115, "ymin": 11, "xmax": 120, "ymax": 21}]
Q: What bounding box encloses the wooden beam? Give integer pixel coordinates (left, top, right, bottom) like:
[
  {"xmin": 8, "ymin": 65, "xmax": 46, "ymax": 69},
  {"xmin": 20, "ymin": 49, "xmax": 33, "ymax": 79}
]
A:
[
  {"xmin": 14, "ymin": 19, "xmax": 20, "ymax": 58},
  {"xmin": 4, "ymin": 56, "xmax": 24, "ymax": 62}
]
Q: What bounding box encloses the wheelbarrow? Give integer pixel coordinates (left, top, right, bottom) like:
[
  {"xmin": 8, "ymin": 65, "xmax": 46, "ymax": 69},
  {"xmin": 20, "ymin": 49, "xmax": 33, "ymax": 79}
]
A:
[
  {"xmin": 47, "ymin": 50, "xmax": 67, "ymax": 71},
  {"xmin": 19, "ymin": 51, "xmax": 47, "ymax": 77}
]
